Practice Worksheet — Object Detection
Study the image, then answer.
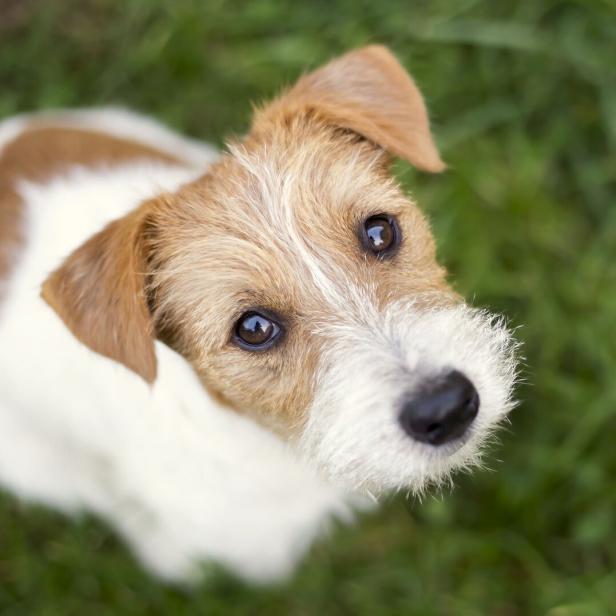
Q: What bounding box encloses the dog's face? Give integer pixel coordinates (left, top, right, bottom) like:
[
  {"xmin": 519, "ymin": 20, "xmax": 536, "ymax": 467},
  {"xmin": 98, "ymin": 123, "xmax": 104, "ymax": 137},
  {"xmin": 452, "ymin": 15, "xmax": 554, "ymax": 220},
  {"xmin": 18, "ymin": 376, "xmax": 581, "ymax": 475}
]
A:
[{"xmin": 43, "ymin": 46, "xmax": 517, "ymax": 494}]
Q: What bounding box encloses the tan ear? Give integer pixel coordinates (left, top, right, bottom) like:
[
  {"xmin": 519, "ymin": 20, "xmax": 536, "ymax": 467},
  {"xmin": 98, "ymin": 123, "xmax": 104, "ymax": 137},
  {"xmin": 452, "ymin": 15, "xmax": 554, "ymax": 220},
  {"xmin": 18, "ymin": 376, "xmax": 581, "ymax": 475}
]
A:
[
  {"xmin": 256, "ymin": 45, "xmax": 445, "ymax": 172},
  {"xmin": 41, "ymin": 204, "xmax": 157, "ymax": 383}
]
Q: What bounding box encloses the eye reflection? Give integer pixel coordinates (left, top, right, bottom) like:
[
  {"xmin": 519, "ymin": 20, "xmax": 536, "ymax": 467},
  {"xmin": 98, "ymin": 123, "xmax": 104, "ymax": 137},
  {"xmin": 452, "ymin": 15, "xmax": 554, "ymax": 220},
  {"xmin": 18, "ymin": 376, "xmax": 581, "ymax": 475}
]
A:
[
  {"xmin": 234, "ymin": 311, "xmax": 281, "ymax": 350},
  {"xmin": 362, "ymin": 215, "xmax": 399, "ymax": 256}
]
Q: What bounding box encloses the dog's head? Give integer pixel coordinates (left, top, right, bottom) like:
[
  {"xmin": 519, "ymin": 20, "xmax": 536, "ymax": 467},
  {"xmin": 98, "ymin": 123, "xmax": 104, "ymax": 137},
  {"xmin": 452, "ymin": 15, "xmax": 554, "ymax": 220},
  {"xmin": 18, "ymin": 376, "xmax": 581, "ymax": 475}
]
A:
[{"xmin": 42, "ymin": 46, "xmax": 517, "ymax": 494}]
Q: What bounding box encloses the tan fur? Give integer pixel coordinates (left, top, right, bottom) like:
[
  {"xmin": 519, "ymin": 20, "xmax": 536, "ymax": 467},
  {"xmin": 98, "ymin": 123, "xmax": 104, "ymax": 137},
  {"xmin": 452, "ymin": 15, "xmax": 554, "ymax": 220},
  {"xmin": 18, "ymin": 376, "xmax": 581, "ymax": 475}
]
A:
[
  {"xmin": 42, "ymin": 203, "xmax": 158, "ymax": 383},
  {"xmin": 253, "ymin": 45, "xmax": 445, "ymax": 173},
  {"xmin": 0, "ymin": 125, "xmax": 180, "ymax": 301},
  {"xmin": 150, "ymin": 122, "xmax": 453, "ymax": 433},
  {"xmin": 39, "ymin": 47, "xmax": 456, "ymax": 435}
]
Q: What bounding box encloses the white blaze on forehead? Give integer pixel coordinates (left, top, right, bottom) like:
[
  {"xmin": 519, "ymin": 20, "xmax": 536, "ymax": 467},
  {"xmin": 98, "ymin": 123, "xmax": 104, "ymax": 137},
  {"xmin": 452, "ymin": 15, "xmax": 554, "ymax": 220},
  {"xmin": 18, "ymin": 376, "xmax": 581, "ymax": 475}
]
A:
[
  {"xmin": 300, "ymin": 300, "xmax": 519, "ymax": 494},
  {"xmin": 227, "ymin": 142, "xmax": 387, "ymax": 313}
]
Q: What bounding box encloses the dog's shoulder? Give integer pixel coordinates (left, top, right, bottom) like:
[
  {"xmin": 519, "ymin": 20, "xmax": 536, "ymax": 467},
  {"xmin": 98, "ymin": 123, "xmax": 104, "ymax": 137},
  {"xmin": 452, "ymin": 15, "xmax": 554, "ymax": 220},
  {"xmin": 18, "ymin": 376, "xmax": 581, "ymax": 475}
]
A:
[
  {"xmin": 0, "ymin": 107, "xmax": 217, "ymax": 173},
  {"xmin": 0, "ymin": 108, "xmax": 217, "ymax": 302}
]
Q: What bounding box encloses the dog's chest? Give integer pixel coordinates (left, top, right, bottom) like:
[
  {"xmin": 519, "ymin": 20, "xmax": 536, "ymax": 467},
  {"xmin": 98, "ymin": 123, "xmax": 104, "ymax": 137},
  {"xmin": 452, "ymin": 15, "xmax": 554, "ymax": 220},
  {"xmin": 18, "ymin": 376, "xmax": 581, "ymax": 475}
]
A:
[{"xmin": 0, "ymin": 159, "xmax": 351, "ymax": 582}]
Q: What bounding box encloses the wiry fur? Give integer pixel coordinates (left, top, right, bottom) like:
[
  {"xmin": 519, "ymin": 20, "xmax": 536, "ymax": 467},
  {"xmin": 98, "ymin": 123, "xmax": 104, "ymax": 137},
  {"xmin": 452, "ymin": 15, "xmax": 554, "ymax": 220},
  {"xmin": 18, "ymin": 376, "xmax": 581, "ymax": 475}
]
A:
[
  {"xmin": 300, "ymin": 300, "xmax": 519, "ymax": 494},
  {"xmin": 0, "ymin": 46, "xmax": 519, "ymax": 582},
  {"xmin": 0, "ymin": 158, "xmax": 354, "ymax": 583}
]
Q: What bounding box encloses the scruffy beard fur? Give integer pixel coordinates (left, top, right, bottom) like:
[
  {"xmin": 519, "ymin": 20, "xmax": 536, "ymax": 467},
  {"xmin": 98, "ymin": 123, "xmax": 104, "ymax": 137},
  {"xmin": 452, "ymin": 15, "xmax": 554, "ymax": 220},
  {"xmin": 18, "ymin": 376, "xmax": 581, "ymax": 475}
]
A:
[
  {"xmin": 0, "ymin": 46, "xmax": 521, "ymax": 582},
  {"xmin": 300, "ymin": 300, "xmax": 518, "ymax": 495},
  {"xmin": 35, "ymin": 46, "xmax": 521, "ymax": 495}
]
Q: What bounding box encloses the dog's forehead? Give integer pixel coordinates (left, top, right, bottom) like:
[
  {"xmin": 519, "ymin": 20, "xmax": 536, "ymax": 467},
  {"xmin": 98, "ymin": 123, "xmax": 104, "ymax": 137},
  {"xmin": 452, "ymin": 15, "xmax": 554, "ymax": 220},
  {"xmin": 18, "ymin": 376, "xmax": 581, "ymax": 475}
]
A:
[
  {"xmin": 182, "ymin": 137, "xmax": 407, "ymax": 256},
  {"xmin": 218, "ymin": 138, "xmax": 396, "ymax": 232},
  {"xmin": 161, "ymin": 131, "xmax": 448, "ymax": 340}
]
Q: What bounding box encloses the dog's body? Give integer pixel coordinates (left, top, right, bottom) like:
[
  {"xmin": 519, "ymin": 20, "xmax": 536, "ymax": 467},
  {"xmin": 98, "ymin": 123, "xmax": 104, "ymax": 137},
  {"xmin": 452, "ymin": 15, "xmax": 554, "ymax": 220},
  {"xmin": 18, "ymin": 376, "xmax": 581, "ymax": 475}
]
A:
[
  {"xmin": 0, "ymin": 47, "xmax": 517, "ymax": 582},
  {"xmin": 0, "ymin": 109, "xmax": 351, "ymax": 582}
]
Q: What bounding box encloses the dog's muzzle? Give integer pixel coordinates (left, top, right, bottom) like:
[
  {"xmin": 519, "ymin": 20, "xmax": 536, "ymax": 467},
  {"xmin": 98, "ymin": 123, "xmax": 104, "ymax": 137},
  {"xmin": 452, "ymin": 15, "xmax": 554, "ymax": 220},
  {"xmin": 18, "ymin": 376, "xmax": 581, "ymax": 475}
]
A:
[{"xmin": 398, "ymin": 370, "xmax": 480, "ymax": 445}]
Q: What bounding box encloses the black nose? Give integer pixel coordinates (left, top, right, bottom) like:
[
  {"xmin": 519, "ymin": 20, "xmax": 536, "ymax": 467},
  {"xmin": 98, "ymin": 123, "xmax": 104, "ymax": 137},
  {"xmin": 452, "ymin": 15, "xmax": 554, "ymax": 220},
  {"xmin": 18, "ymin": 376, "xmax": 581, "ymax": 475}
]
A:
[{"xmin": 399, "ymin": 371, "xmax": 479, "ymax": 445}]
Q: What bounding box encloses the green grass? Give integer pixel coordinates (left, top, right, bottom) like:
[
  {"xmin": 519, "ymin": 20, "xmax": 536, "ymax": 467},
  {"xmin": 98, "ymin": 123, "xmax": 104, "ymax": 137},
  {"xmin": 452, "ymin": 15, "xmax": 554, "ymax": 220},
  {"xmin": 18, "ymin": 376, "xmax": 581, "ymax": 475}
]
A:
[{"xmin": 1, "ymin": 0, "xmax": 615, "ymax": 614}]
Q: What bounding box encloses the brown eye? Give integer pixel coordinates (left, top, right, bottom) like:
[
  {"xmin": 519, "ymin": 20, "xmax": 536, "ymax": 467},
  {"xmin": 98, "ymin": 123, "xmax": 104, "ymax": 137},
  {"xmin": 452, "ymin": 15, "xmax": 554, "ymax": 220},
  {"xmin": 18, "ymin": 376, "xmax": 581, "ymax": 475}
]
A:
[
  {"xmin": 362, "ymin": 215, "xmax": 399, "ymax": 256},
  {"xmin": 234, "ymin": 311, "xmax": 281, "ymax": 350}
]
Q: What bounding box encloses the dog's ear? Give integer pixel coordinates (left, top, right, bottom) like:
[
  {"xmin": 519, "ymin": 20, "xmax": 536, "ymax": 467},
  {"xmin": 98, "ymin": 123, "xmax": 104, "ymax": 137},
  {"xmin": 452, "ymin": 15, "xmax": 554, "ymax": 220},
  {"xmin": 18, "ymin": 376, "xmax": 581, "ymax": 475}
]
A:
[
  {"xmin": 255, "ymin": 45, "xmax": 445, "ymax": 172},
  {"xmin": 41, "ymin": 202, "xmax": 158, "ymax": 383}
]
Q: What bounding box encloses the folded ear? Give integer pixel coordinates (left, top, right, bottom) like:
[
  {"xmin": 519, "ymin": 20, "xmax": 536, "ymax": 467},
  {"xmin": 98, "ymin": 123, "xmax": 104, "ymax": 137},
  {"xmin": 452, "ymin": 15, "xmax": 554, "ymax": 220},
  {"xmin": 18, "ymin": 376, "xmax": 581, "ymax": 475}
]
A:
[
  {"xmin": 41, "ymin": 203, "xmax": 157, "ymax": 383},
  {"xmin": 255, "ymin": 45, "xmax": 445, "ymax": 172}
]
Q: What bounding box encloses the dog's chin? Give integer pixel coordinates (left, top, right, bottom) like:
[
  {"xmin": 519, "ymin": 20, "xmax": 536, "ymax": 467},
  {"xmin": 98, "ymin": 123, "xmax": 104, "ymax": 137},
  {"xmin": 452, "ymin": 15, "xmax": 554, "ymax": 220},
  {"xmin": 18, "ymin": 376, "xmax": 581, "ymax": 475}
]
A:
[{"xmin": 298, "ymin": 418, "xmax": 495, "ymax": 497}]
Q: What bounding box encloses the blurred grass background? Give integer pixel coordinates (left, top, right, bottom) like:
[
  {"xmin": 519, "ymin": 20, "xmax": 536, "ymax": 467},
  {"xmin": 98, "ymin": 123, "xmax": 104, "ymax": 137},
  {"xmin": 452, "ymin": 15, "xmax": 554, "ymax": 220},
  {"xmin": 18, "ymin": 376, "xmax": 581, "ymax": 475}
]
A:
[{"xmin": 1, "ymin": 0, "xmax": 615, "ymax": 614}]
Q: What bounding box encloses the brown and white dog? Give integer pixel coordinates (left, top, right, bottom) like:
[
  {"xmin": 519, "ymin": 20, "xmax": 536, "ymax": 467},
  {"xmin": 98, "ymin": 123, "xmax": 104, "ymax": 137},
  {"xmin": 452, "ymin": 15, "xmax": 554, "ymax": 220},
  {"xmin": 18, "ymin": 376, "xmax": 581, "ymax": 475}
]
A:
[{"xmin": 0, "ymin": 46, "xmax": 517, "ymax": 582}]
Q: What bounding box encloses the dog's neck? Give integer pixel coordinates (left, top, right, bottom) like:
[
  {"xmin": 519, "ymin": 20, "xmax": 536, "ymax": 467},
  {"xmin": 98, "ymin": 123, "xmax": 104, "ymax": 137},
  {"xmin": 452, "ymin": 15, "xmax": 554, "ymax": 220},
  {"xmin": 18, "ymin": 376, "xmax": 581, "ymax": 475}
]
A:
[{"xmin": 0, "ymin": 155, "xmax": 355, "ymax": 582}]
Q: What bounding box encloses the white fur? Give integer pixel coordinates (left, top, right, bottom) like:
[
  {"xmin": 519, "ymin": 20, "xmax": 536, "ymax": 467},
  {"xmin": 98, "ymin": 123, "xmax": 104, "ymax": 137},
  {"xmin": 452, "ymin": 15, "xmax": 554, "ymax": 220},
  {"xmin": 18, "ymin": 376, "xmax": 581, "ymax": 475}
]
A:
[
  {"xmin": 0, "ymin": 117, "xmax": 26, "ymax": 152},
  {"xmin": 300, "ymin": 300, "xmax": 518, "ymax": 494},
  {"xmin": 0, "ymin": 111, "xmax": 353, "ymax": 582},
  {"xmin": 0, "ymin": 117, "xmax": 28, "ymax": 301},
  {"xmin": 228, "ymin": 143, "xmax": 517, "ymax": 493},
  {"xmin": 0, "ymin": 109, "xmax": 517, "ymax": 582},
  {"xmin": 227, "ymin": 140, "xmax": 518, "ymax": 493},
  {"xmin": 228, "ymin": 141, "xmax": 392, "ymax": 313}
]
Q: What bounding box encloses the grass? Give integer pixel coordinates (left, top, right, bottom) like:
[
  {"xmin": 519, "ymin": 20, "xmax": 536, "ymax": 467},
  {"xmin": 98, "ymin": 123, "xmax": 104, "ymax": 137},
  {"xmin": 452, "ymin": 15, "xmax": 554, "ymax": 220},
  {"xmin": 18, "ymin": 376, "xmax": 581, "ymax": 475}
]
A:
[{"xmin": 1, "ymin": 0, "xmax": 615, "ymax": 614}]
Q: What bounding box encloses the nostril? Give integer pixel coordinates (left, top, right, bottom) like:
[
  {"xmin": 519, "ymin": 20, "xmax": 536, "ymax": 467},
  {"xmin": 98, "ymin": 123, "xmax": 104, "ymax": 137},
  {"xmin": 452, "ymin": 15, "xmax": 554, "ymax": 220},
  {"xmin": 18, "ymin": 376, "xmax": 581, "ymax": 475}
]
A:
[
  {"xmin": 398, "ymin": 371, "xmax": 480, "ymax": 446},
  {"xmin": 464, "ymin": 389, "xmax": 480, "ymax": 417}
]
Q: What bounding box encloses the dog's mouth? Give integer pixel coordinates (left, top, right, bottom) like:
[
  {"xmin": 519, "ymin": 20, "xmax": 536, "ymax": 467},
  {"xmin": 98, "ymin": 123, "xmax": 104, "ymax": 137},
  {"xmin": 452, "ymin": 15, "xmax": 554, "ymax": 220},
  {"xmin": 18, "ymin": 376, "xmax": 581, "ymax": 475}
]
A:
[{"xmin": 419, "ymin": 425, "xmax": 476, "ymax": 456}]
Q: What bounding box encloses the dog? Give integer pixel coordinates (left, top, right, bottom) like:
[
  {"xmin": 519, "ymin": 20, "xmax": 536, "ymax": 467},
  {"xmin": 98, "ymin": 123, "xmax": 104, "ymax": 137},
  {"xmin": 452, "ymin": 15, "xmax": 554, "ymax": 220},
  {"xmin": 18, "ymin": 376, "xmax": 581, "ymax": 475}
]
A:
[{"xmin": 0, "ymin": 46, "xmax": 517, "ymax": 583}]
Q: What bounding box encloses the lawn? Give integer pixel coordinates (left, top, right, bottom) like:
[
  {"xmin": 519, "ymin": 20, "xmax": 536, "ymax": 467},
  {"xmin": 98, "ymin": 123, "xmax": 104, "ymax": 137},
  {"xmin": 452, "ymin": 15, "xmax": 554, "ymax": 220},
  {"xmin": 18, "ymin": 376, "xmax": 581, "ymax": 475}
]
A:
[{"xmin": 1, "ymin": 1, "xmax": 615, "ymax": 614}]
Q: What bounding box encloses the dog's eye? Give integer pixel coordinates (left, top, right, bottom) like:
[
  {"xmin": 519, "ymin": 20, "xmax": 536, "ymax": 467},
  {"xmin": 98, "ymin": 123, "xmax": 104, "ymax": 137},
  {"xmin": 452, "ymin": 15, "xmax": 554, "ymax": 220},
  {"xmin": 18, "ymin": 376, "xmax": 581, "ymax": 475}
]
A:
[
  {"xmin": 234, "ymin": 311, "xmax": 281, "ymax": 350},
  {"xmin": 362, "ymin": 215, "xmax": 399, "ymax": 256}
]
